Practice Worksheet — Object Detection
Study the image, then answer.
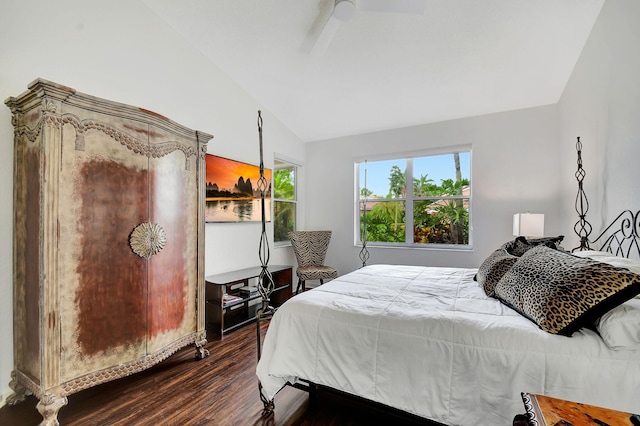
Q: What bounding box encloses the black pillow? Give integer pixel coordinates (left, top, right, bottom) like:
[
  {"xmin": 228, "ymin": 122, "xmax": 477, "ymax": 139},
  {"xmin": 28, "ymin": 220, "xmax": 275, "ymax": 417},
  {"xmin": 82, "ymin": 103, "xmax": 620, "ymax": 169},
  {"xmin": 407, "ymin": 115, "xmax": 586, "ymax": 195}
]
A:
[{"xmin": 504, "ymin": 235, "xmax": 564, "ymax": 257}]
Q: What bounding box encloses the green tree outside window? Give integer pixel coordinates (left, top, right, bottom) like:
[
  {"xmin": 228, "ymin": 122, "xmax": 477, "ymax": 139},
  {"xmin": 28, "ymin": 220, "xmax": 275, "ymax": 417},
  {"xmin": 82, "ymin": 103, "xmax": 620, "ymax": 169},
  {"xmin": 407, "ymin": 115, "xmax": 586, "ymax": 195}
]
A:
[
  {"xmin": 358, "ymin": 152, "xmax": 471, "ymax": 246},
  {"xmin": 274, "ymin": 163, "xmax": 297, "ymax": 242}
]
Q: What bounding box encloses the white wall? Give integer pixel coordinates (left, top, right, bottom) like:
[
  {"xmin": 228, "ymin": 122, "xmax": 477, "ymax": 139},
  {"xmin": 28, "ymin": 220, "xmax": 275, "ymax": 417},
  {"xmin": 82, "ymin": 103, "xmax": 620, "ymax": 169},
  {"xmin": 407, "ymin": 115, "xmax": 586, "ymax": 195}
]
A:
[
  {"xmin": 0, "ymin": 0, "xmax": 301, "ymax": 405},
  {"xmin": 559, "ymin": 0, "xmax": 640, "ymax": 249},
  {"xmin": 305, "ymin": 104, "xmax": 562, "ymax": 274}
]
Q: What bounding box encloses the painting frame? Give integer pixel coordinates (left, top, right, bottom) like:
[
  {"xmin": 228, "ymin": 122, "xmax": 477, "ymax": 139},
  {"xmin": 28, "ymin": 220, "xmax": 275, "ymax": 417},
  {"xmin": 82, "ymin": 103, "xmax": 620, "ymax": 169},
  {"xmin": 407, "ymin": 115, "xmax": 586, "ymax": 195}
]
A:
[{"xmin": 205, "ymin": 154, "xmax": 272, "ymax": 223}]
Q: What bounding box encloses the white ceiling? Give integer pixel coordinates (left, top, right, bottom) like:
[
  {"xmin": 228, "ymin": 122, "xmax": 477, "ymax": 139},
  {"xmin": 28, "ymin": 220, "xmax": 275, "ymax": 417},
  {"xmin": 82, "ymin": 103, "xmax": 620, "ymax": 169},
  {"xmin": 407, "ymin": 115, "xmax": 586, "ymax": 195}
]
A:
[{"xmin": 143, "ymin": 0, "xmax": 605, "ymax": 142}]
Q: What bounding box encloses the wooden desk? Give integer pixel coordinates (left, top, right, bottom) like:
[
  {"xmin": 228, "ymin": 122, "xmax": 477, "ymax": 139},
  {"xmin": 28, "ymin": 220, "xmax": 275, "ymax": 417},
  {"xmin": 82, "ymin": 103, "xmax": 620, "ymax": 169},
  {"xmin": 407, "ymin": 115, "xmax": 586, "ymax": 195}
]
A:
[{"xmin": 521, "ymin": 392, "xmax": 637, "ymax": 426}]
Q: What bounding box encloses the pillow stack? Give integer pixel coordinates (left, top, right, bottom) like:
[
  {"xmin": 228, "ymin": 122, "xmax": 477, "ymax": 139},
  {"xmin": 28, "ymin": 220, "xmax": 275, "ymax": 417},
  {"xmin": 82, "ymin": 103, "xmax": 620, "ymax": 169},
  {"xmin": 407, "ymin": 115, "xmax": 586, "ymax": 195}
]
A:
[
  {"xmin": 476, "ymin": 235, "xmax": 564, "ymax": 296},
  {"xmin": 476, "ymin": 237, "xmax": 640, "ymax": 342}
]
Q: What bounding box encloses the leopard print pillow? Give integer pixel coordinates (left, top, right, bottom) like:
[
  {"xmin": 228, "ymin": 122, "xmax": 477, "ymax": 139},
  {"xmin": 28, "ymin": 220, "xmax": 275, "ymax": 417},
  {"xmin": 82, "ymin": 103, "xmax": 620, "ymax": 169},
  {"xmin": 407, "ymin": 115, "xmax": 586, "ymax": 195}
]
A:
[
  {"xmin": 494, "ymin": 245, "xmax": 640, "ymax": 336},
  {"xmin": 476, "ymin": 248, "xmax": 519, "ymax": 296}
]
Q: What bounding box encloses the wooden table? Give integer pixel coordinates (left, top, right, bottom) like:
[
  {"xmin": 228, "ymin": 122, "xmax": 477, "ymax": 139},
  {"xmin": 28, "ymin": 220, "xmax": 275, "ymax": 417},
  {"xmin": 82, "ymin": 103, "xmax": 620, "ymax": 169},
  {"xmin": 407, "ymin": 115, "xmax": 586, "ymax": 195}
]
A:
[{"xmin": 520, "ymin": 392, "xmax": 638, "ymax": 426}]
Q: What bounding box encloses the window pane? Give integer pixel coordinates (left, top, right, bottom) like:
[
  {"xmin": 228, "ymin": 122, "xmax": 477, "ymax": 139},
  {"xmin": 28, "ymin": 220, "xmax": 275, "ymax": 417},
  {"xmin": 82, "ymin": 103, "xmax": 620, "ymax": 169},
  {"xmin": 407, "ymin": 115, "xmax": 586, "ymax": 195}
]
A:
[
  {"xmin": 274, "ymin": 159, "xmax": 297, "ymax": 243},
  {"xmin": 274, "ymin": 167, "xmax": 295, "ymax": 200},
  {"xmin": 274, "ymin": 201, "xmax": 295, "ymax": 242},
  {"xmin": 413, "ymin": 153, "xmax": 470, "ymax": 196},
  {"xmin": 413, "ymin": 199, "xmax": 469, "ymax": 244},
  {"xmin": 361, "ymin": 200, "xmax": 406, "ymax": 243},
  {"xmin": 359, "ymin": 159, "xmax": 406, "ymax": 198}
]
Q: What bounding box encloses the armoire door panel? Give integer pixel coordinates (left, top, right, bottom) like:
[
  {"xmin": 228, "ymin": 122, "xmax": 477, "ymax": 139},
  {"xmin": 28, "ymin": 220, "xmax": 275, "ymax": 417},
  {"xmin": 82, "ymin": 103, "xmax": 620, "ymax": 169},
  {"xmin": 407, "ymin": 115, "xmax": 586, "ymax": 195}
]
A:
[
  {"xmin": 75, "ymin": 159, "xmax": 149, "ymax": 354},
  {"xmin": 58, "ymin": 117, "xmax": 150, "ymax": 381},
  {"xmin": 147, "ymin": 148, "xmax": 198, "ymax": 353}
]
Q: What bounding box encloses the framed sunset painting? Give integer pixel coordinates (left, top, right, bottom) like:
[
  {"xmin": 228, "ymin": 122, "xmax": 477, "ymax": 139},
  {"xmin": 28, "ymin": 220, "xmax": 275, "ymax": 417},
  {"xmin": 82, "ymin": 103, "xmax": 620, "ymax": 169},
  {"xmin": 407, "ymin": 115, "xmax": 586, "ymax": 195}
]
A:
[{"xmin": 204, "ymin": 154, "xmax": 272, "ymax": 223}]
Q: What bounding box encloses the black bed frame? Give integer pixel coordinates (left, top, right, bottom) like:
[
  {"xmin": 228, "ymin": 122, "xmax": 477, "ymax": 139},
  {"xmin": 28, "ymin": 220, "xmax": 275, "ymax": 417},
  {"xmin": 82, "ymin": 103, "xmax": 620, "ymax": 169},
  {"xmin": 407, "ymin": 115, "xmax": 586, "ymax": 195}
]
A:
[{"xmin": 303, "ymin": 381, "xmax": 444, "ymax": 425}]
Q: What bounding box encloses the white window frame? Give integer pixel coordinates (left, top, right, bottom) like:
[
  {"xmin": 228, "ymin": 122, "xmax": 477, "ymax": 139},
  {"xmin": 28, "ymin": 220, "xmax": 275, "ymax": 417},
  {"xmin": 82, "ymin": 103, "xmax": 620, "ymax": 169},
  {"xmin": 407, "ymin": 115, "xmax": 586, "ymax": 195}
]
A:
[
  {"xmin": 355, "ymin": 147, "xmax": 472, "ymax": 250},
  {"xmin": 273, "ymin": 155, "xmax": 300, "ymax": 246}
]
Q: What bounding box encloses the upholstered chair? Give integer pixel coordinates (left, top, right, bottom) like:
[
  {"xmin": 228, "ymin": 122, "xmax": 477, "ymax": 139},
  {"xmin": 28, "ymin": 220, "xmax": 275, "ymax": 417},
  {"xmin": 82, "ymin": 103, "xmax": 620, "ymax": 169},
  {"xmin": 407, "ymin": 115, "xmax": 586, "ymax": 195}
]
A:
[{"xmin": 288, "ymin": 230, "xmax": 338, "ymax": 294}]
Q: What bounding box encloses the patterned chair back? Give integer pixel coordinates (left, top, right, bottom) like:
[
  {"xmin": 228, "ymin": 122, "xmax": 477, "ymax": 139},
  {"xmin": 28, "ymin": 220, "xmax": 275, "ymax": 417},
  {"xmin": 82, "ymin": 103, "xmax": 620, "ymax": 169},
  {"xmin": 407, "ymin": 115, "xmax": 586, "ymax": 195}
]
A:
[{"xmin": 288, "ymin": 231, "xmax": 332, "ymax": 268}]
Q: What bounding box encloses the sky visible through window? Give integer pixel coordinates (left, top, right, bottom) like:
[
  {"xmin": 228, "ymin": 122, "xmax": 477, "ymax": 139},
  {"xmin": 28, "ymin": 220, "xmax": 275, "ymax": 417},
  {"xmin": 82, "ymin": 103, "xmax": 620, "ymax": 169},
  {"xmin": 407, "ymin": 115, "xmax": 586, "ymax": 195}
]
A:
[{"xmin": 359, "ymin": 152, "xmax": 470, "ymax": 197}]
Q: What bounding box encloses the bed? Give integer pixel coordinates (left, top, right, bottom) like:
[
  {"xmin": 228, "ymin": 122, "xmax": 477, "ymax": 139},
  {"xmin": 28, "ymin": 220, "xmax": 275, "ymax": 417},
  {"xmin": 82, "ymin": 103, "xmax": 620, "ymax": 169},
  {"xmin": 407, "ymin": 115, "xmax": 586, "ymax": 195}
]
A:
[{"xmin": 255, "ymin": 215, "xmax": 640, "ymax": 425}]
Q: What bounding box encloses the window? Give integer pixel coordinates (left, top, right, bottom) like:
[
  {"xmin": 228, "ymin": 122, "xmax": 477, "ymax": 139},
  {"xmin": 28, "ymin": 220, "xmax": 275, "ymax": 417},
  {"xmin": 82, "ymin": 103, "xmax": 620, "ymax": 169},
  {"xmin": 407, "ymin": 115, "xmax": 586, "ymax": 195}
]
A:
[
  {"xmin": 356, "ymin": 150, "xmax": 471, "ymax": 248},
  {"xmin": 273, "ymin": 158, "xmax": 297, "ymax": 243}
]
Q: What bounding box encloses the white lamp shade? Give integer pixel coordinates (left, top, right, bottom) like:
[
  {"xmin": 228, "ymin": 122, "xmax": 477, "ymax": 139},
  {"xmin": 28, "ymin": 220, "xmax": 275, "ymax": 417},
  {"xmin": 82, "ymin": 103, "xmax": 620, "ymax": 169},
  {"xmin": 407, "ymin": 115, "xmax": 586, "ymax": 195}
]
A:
[
  {"xmin": 334, "ymin": 0, "xmax": 356, "ymax": 21},
  {"xmin": 513, "ymin": 213, "xmax": 544, "ymax": 237}
]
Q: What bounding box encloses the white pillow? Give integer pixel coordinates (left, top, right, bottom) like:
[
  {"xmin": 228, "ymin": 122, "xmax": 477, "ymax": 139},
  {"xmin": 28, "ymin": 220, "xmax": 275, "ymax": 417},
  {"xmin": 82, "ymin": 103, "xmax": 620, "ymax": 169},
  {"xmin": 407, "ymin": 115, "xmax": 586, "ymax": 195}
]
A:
[
  {"xmin": 572, "ymin": 250, "xmax": 640, "ymax": 275},
  {"xmin": 595, "ymin": 298, "xmax": 640, "ymax": 350},
  {"xmin": 572, "ymin": 250, "xmax": 640, "ymax": 349}
]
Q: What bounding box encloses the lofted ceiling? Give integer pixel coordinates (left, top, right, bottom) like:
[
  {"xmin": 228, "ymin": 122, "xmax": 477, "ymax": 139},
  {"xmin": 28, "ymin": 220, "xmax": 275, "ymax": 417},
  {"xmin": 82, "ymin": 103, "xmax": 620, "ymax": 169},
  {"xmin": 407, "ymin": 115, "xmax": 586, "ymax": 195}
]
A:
[{"xmin": 142, "ymin": 0, "xmax": 605, "ymax": 142}]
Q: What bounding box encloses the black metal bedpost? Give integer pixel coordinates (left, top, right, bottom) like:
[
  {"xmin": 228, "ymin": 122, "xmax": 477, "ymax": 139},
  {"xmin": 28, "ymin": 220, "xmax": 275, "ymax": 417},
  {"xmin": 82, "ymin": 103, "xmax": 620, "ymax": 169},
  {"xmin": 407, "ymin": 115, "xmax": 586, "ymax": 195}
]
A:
[
  {"xmin": 572, "ymin": 137, "xmax": 593, "ymax": 252},
  {"xmin": 255, "ymin": 110, "xmax": 276, "ymax": 416}
]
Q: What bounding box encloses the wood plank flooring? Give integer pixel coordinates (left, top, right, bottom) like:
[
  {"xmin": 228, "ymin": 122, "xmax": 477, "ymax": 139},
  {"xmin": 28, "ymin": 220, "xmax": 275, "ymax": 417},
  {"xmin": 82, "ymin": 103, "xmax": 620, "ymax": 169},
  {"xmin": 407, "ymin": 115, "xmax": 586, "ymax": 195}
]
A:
[{"xmin": 0, "ymin": 322, "xmax": 431, "ymax": 425}]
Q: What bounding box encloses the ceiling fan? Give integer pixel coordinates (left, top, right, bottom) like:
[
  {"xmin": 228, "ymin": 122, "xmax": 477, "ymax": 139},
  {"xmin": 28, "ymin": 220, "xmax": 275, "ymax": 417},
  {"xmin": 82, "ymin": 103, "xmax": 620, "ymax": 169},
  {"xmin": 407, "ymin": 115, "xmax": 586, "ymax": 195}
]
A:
[{"xmin": 309, "ymin": 0, "xmax": 427, "ymax": 55}]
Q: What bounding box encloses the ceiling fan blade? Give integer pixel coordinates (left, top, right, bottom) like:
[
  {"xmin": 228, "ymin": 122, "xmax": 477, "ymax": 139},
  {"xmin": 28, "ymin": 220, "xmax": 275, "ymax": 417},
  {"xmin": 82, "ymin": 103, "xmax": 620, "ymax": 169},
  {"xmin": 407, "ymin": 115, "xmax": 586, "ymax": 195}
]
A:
[
  {"xmin": 310, "ymin": 14, "xmax": 342, "ymax": 56},
  {"xmin": 358, "ymin": 0, "xmax": 426, "ymax": 15}
]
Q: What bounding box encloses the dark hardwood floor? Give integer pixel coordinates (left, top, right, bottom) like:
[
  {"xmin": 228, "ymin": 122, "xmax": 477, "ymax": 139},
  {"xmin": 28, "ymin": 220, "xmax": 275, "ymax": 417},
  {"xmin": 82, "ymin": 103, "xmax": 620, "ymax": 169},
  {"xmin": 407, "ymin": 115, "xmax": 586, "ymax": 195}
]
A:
[{"xmin": 0, "ymin": 322, "xmax": 430, "ymax": 426}]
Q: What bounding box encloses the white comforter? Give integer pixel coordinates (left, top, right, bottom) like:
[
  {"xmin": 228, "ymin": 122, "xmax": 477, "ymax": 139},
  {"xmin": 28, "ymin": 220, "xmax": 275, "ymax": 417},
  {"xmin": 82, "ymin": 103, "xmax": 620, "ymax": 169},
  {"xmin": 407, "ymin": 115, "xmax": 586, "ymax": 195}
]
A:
[{"xmin": 256, "ymin": 264, "xmax": 640, "ymax": 425}]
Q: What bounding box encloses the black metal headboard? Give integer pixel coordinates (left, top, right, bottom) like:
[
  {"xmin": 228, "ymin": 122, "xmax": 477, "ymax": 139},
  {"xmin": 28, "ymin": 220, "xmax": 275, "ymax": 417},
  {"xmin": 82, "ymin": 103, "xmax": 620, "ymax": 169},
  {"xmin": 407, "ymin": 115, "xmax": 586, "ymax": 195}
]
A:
[
  {"xmin": 590, "ymin": 210, "xmax": 640, "ymax": 259},
  {"xmin": 572, "ymin": 137, "xmax": 640, "ymax": 259}
]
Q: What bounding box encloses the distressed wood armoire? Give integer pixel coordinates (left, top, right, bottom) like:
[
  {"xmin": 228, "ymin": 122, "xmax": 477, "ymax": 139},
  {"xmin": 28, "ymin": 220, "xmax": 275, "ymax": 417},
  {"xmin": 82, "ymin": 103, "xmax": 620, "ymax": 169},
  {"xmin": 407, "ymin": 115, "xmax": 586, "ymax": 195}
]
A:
[{"xmin": 5, "ymin": 79, "xmax": 213, "ymax": 425}]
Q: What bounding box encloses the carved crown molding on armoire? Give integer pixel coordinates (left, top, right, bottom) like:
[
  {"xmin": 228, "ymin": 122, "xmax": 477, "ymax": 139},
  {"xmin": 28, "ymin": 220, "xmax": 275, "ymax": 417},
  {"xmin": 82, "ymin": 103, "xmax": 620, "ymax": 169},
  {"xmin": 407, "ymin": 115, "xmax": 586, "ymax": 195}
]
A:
[{"xmin": 5, "ymin": 78, "xmax": 213, "ymax": 426}]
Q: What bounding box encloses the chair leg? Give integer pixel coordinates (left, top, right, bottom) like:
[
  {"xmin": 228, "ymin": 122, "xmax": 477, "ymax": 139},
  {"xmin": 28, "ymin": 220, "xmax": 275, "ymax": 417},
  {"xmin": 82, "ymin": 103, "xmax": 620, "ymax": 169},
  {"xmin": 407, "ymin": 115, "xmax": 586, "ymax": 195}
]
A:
[
  {"xmin": 296, "ymin": 278, "xmax": 305, "ymax": 295},
  {"xmin": 319, "ymin": 279, "xmax": 324, "ymax": 285}
]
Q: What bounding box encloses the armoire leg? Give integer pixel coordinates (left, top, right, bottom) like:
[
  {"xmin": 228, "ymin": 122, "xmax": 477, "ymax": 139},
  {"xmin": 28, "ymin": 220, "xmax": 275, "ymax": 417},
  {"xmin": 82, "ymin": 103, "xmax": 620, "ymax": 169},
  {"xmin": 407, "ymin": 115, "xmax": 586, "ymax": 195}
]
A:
[
  {"xmin": 6, "ymin": 371, "xmax": 28, "ymax": 405},
  {"xmin": 36, "ymin": 393, "xmax": 68, "ymax": 426},
  {"xmin": 195, "ymin": 334, "xmax": 210, "ymax": 360}
]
